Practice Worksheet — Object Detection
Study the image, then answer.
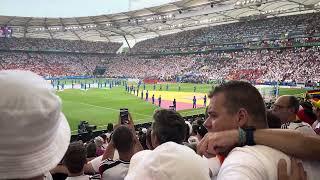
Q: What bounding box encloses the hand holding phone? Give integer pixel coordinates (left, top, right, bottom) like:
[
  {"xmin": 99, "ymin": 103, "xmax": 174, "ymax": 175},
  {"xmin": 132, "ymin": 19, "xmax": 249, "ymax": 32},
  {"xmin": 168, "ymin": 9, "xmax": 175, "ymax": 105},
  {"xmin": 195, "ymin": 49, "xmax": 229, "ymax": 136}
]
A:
[{"xmin": 120, "ymin": 108, "xmax": 129, "ymax": 124}]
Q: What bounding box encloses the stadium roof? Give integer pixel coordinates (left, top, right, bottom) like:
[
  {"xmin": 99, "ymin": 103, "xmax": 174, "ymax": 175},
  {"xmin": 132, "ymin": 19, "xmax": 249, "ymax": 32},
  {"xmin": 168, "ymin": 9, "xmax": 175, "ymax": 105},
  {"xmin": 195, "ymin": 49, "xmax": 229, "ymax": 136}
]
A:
[{"xmin": 1, "ymin": 0, "xmax": 320, "ymax": 42}]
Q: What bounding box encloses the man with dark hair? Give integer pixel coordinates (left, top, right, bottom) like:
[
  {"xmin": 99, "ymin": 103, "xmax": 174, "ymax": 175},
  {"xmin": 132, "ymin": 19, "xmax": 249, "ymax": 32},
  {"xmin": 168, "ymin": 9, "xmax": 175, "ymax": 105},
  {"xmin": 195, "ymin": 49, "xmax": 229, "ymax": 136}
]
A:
[
  {"xmin": 198, "ymin": 81, "xmax": 320, "ymax": 179},
  {"xmin": 64, "ymin": 142, "xmax": 89, "ymax": 179},
  {"xmin": 206, "ymin": 80, "xmax": 268, "ymax": 130},
  {"xmin": 99, "ymin": 125, "xmax": 140, "ymax": 180},
  {"xmin": 272, "ymin": 95, "xmax": 315, "ymax": 135},
  {"xmin": 151, "ymin": 109, "xmax": 187, "ymax": 145}
]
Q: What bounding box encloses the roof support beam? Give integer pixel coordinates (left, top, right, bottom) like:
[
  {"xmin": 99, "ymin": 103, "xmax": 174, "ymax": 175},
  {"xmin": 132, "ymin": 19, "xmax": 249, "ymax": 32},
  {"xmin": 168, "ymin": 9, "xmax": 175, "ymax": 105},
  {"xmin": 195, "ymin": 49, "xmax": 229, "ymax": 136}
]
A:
[
  {"xmin": 4, "ymin": 16, "xmax": 16, "ymax": 25},
  {"xmin": 96, "ymin": 29, "xmax": 111, "ymax": 42},
  {"xmin": 70, "ymin": 30, "xmax": 82, "ymax": 40},
  {"xmin": 22, "ymin": 18, "xmax": 32, "ymax": 38},
  {"xmin": 286, "ymin": 0, "xmax": 307, "ymax": 6},
  {"xmin": 89, "ymin": 17, "xmax": 111, "ymax": 42},
  {"xmin": 214, "ymin": 11, "xmax": 239, "ymax": 21},
  {"xmin": 43, "ymin": 18, "xmax": 54, "ymax": 39}
]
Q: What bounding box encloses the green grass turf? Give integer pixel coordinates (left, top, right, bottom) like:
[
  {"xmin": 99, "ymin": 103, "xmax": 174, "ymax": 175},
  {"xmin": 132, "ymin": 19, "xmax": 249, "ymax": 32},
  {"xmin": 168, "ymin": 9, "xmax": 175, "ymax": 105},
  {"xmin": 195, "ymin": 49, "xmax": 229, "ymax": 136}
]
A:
[{"xmin": 56, "ymin": 81, "xmax": 308, "ymax": 133}]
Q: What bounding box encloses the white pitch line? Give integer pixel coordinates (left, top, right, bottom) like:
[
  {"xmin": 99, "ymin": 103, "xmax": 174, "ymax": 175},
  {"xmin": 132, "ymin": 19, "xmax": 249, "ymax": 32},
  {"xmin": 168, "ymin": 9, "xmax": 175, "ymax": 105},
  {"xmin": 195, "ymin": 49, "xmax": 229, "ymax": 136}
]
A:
[{"xmin": 65, "ymin": 100, "xmax": 152, "ymax": 118}]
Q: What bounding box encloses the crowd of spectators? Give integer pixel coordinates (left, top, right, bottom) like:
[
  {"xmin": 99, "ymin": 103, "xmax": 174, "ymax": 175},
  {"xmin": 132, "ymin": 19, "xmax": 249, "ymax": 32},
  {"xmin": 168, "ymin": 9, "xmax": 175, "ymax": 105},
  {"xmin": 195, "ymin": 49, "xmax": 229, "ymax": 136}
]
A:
[
  {"xmin": 131, "ymin": 12, "xmax": 320, "ymax": 53},
  {"xmin": 0, "ymin": 37, "xmax": 122, "ymax": 53},
  {"xmin": 1, "ymin": 46, "xmax": 320, "ymax": 83},
  {"xmin": 0, "ymin": 52, "xmax": 111, "ymax": 77},
  {"xmin": 103, "ymin": 47, "xmax": 320, "ymax": 83}
]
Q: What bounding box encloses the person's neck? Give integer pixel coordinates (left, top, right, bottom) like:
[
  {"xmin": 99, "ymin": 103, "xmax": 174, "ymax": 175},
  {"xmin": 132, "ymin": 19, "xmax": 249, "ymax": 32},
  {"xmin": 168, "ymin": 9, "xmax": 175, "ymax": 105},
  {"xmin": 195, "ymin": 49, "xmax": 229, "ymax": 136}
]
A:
[
  {"xmin": 119, "ymin": 152, "xmax": 133, "ymax": 162},
  {"xmin": 288, "ymin": 115, "xmax": 298, "ymax": 122},
  {"xmin": 69, "ymin": 171, "xmax": 84, "ymax": 177}
]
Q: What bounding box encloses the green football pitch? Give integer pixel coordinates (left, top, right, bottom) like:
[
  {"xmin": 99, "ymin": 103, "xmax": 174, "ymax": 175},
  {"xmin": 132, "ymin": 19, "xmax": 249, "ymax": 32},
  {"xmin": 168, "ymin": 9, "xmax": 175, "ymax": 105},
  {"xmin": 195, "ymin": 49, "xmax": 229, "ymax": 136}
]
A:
[{"xmin": 56, "ymin": 81, "xmax": 307, "ymax": 133}]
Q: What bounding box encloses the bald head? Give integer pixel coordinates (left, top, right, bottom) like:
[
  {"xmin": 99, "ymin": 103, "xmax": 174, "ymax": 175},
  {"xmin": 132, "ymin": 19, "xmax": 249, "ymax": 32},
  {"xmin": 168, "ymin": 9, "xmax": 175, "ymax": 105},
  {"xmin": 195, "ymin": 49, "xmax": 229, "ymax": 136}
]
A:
[
  {"xmin": 277, "ymin": 95, "xmax": 299, "ymax": 113},
  {"xmin": 272, "ymin": 95, "xmax": 299, "ymax": 123}
]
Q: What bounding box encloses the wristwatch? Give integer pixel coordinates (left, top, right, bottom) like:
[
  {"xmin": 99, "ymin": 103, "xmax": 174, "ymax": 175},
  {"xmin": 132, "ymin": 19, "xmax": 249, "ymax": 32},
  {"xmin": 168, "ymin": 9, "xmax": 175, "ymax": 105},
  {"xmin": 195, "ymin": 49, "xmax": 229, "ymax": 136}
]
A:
[{"xmin": 243, "ymin": 126, "xmax": 256, "ymax": 146}]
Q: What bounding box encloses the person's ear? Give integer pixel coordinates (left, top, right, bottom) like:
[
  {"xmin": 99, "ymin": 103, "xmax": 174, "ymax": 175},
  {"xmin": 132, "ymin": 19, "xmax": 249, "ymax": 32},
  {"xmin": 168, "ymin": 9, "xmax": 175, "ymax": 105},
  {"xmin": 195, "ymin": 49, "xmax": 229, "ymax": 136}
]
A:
[
  {"xmin": 237, "ymin": 108, "xmax": 249, "ymax": 127},
  {"xmin": 151, "ymin": 130, "xmax": 160, "ymax": 148},
  {"xmin": 288, "ymin": 107, "xmax": 295, "ymax": 114}
]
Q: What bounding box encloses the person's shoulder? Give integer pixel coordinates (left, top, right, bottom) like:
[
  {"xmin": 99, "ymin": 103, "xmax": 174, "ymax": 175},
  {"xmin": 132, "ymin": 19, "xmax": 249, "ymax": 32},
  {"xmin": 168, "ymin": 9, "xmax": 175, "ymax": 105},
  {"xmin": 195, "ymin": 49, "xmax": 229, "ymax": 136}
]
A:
[
  {"xmin": 218, "ymin": 145, "xmax": 290, "ymax": 180},
  {"xmin": 289, "ymin": 121, "xmax": 316, "ymax": 135},
  {"xmin": 99, "ymin": 159, "xmax": 124, "ymax": 173}
]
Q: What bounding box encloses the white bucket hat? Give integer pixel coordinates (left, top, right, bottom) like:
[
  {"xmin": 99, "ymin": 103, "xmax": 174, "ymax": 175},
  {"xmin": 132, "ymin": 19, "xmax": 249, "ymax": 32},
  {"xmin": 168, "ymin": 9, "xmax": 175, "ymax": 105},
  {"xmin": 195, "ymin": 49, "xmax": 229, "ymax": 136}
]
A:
[
  {"xmin": 0, "ymin": 70, "xmax": 71, "ymax": 179},
  {"xmin": 125, "ymin": 142, "xmax": 211, "ymax": 180}
]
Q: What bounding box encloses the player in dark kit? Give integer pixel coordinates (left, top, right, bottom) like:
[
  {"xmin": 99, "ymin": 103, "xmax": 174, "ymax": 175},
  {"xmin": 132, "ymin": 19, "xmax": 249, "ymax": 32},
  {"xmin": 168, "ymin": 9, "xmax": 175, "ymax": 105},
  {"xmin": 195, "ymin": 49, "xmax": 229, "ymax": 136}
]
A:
[
  {"xmin": 146, "ymin": 90, "xmax": 149, "ymax": 101},
  {"xmin": 152, "ymin": 94, "xmax": 155, "ymax": 104},
  {"xmin": 204, "ymin": 95, "xmax": 207, "ymax": 107},
  {"xmin": 193, "ymin": 96, "xmax": 196, "ymax": 109},
  {"xmin": 173, "ymin": 98, "xmax": 176, "ymax": 111},
  {"xmin": 158, "ymin": 95, "xmax": 161, "ymax": 107}
]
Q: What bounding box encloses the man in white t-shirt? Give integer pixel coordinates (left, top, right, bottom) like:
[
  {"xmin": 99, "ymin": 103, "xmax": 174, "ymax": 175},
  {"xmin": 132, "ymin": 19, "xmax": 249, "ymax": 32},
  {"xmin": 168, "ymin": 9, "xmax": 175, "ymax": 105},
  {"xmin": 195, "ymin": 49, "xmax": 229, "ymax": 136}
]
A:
[
  {"xmin": 272, "ymin": 95, "xmax": 316, "ymax": 135},
  {"xmin": 202, "ymin": 81, "xmax": 320, "ymax": 180},
  {"xmin": 99, "ymin": 125, "xmax": 142, "ymax": 180}
]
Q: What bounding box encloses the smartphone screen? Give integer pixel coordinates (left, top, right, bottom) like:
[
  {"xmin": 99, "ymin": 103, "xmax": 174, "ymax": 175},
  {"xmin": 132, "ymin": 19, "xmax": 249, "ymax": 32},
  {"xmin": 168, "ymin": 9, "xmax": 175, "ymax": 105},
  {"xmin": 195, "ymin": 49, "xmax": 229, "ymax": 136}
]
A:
[{"xmin": 120, "ymin": 108, "xmax": 129, "ymax": 124}]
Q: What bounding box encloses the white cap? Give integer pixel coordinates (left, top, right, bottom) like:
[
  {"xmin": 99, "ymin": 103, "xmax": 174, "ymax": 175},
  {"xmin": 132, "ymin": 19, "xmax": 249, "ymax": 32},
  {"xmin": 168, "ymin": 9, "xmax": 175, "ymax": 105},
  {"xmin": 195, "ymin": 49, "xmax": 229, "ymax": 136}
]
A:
[
  {"xmin": 0, "ymin": 70, "xmax": 71, "ymax": 179},
  {"xmin": 125, "ymin": 142, "xmax": 210, "ymax": 180}
]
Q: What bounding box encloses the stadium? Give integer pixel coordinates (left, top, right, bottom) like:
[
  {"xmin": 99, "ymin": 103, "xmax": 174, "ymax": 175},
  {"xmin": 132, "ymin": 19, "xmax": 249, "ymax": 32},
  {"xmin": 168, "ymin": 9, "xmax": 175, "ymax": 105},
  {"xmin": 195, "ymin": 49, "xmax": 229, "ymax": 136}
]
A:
[{"xmin": 1, "ymin": 0, "xmax": 320, "ymax": 179}]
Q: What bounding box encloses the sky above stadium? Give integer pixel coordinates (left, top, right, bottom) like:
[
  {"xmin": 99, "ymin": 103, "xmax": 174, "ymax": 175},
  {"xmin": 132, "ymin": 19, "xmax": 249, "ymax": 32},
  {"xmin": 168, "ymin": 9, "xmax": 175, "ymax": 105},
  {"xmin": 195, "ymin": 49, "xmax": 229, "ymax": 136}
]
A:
[{"xmin": 0, "ymin": 0, "xmax": 176, "ymax": 18}]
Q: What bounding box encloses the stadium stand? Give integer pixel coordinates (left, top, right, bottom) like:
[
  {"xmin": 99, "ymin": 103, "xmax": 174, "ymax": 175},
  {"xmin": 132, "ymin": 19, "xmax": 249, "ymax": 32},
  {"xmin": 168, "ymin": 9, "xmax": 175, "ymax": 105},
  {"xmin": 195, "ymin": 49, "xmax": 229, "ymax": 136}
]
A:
[{"xmin": 1, "ymin": 13, "xmax": 320, "ymax": 83}]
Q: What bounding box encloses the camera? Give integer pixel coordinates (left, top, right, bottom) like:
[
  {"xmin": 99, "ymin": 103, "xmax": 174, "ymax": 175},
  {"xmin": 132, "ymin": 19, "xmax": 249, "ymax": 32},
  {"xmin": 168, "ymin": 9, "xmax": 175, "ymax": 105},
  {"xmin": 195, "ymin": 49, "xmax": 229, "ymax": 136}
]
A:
[
  {"xmin": 78, "ymin": 121, "xmax": 97, "ymax": 134},
  {"xmin": 120, "ymin": 108, "xmax": 129, "ymax": 124}
]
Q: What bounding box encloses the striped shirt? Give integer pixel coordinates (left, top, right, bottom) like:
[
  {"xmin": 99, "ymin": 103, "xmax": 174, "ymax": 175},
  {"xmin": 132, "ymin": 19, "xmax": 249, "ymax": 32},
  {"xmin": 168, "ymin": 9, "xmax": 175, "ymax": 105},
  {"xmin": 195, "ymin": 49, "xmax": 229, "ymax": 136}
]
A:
[
  {"xmin": 281, "ymin": 120, "xmax": 316, "ymax": 135},
  {"xmin": 99, "ymin": 159, "xmax": 130, "ymax": 180}
]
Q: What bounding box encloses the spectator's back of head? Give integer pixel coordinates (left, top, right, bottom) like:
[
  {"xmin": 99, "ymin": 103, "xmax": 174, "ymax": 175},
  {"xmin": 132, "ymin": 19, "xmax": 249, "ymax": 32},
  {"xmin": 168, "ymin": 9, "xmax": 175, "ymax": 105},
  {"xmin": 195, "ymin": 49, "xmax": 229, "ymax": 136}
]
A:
[
  {"xmin": 151, "ymin": 109, "xmax": 187, "ymax": 147},
  {"xmin": 64, "ymin": 142, "xmax": 87, "ymax": 174},
  {"xmin": 0, "ymin": 70, "xmax": 70, "ymax": 179},
  {"xmin": 86, "ymin": 142, "xmax": 97, "ymax": 159},
  {"xmin": 112, "ymin": 126, "xmax": 134, "ymax": 153}
]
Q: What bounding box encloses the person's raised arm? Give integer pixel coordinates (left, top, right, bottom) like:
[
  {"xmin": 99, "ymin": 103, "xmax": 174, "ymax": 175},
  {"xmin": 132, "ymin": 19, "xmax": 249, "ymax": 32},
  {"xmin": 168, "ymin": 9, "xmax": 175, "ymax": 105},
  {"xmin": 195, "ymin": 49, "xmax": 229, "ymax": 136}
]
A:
[
  {"xmin": 198, "ymin": 128, "xmax": 320, "ymax": 160},
  {"xmin": 127, "ymin": 113, "xmax": 143, "ymax": 153}
]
